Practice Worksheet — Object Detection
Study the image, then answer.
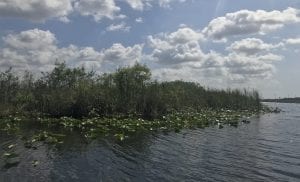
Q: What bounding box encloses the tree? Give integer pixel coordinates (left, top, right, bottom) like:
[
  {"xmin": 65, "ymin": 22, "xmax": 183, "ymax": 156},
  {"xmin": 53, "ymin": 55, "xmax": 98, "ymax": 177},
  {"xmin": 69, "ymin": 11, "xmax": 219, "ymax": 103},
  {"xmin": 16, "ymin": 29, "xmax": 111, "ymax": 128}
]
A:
[{"xmin": 113, "ymin": 63, "xmax": 151, "ymax": 114}]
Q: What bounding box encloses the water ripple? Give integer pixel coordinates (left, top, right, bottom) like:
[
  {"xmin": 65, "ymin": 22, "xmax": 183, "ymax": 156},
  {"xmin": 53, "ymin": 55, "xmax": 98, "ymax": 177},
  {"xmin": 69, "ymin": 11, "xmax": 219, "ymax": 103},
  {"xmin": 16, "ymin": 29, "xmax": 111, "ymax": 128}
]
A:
[{"xmin": 1, "ymin": 103, "xmax": 300, "ymax": 181}]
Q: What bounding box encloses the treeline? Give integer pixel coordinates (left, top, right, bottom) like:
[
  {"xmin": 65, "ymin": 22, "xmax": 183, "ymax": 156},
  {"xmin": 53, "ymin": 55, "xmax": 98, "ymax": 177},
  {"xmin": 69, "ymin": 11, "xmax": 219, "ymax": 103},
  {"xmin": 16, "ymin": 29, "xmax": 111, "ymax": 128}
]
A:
[
  {"xmin": 0, "ymin": 63, "xmax": 261, "ymax": 119},
  {"xmin": 263, "ymin": 98, "xmax": 300, "ymax": 104}
]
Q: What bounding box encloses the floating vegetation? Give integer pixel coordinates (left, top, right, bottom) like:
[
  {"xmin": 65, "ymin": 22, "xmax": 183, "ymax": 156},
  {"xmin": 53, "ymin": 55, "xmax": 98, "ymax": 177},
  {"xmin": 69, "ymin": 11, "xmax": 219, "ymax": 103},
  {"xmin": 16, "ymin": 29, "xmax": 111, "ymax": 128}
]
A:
[
  {"xmin": 0, "ymin": 108, "xmax": 264, "ymax": 168},
  {"xmin": 0, "ymin": 115, "xmax": 24, "ymax": 133},
  {"xmin": 7, "ymin": 144, "xmax": 15, "ymax": 149},
  {"xmin": 3, "ymin": 110, "xmax": 263, "ymax": 145},
  {"xmin": 1, "ymin": 109, "xmax": 258, "ymax": 143},
  {"xmin": 23, "ymin": 131, "xmax": 65, "ymax": 149},
  {"xmin": 0, "ymin": 104, "xmax": 271, "ymax": 146}
]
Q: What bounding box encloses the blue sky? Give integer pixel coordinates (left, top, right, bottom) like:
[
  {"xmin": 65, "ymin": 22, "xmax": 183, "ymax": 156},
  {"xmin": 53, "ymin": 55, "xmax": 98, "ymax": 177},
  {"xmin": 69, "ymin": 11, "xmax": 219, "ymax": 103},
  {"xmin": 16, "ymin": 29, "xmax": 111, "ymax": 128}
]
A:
[{"xmin": 0, "ymin": 0, "xmax": 300, "ymax": 98}]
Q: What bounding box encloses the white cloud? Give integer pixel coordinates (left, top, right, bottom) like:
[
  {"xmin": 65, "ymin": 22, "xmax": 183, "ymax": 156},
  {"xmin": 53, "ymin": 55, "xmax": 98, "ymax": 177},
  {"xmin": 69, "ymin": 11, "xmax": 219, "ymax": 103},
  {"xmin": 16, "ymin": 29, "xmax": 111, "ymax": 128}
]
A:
[
  {"xmin": 0, "ymin": 0, "xmax": 188, "ymax": 23},
  {"xmin": 135, "ymin": 17, "xmax": 143, "ymax": 23},
  {"xmin": 151, "ymin": 51, "xmax": 280, "ymax": 85},
  {"xmin": 125, "ymin": 0, "xmax": 147, "ymax": 10},
  {"xmin": 157, "ymin": 0, "xmax": 186, "ymax": 8},
  {"xmin": 106, "ymin": 22, "xmax": 131, "ymax": 32},
  {"xmin": 125, "ymin": 0, "xmax": 186, "ymax": 10},
  {"xmin": 0, "ymin": 29, "xmax": 143, "ymax": 73},
  {"xmin": 101, "ymin": 43, "xmax": 143, "ymax": 71},
  {"xmin": 224, "ymin": 53, "xmax": 278, "ymax": 81},
  {"xmin": 203, "ymin": 7, "xmax": 300, "ymax": 41},
  {"xmin": 0, "ymin": 29, "xmax": 58, "ymax": 72},
  {"xmin": 0, "ymin": 0, "xmax": 73, "ymax": 23},
  {"xmin": 146, "ymin": 27, "xmax": 284, "ymax": 85},
  {"xmin": 226, "ymin": 38, "xmax": 281, "ymax": 56},
  {"xmin": 74, "ymin": 0, "xmax": 125, "ymax": 22},
  {"xmin": 0, "ymin": 27, "xmax": 286, "ymax": 88},
  {"xmin": 147, "ymin": 27, "xmax": 205, "ymax": 64},
  {"xmin": 3, "ymin": 29, "xmax": 57, "ymax": 51},
  {"xmin": 255, "ymin": 53, "xmax": 283, "ymax": 62},
  {"xmin": 284, "ymin": 38, "xmax": 300, "ymax": 45}
]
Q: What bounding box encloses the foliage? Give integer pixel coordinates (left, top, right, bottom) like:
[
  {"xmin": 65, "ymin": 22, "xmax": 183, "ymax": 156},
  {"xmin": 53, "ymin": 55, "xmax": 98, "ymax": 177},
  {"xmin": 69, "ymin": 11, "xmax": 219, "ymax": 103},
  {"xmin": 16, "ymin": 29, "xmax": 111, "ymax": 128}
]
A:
[{"xmin": 0, "ymin": 62, "xmax": 262, "ymax": 119}]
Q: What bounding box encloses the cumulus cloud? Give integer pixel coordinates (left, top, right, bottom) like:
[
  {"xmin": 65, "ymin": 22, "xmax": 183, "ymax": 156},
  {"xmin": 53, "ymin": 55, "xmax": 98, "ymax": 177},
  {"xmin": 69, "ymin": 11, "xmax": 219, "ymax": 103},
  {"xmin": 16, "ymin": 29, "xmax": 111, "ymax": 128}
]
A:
[
  {"xmin": 74, "ymin": 0, "xmax": 126, "ymax": 22},
  {"xmin": 0, "ymin": 26, "xmax": 287, "ymax": 88},
  {"xmin": 147, "ymin": 27, "xmax": 205, "ymax": 64},
  {"xmin": 0, "ymin": 29, "xmax": 143, "ymax": 73},
  {"xmin": 284, "ymin": 38, "xmax": 300, "ymax": 45},
  {"xmin": 151, "ymin": 62, "xmax": 228, "ymax": 88},
  {"xmin": 3, "ymin": 29, "xmax": 57, "ymax": 51},
  {"xmin": 101, "ymin": 43, "xmax": 143, "ymax": 71},
  {"xmin": 203, "ymin": 7, "xmax": 300, "ymax": 41},
  {"xmin": 226, "ymin": 38, "xmax": 282, "ymax": 56},
  {"xmin": 224, "ymin": 53, "xmax": 277, "ymax": 81},
  {"xmin": 0, "ymin": 0, "xmax": 72, "ymax": 23},
  {"xmin": 125, "ymin": 0, "xmax": 148, "ymax": 10},
  {"xmin": 106, "ymin": 22, "xmax": 131, "ymax": 32},
  {"xmin": 0, "ymin": 29, "xmax": 58, "ymax": 72},
  {"xmin": 0, "ymin": 0, "xmax": 188, "ymax": 23},
  {"xmin": 151, "ymin": 51, "xmax": 280, "ymax": 85},
  {"xmin": 146, "ymin": 27, "xmax": 283, "ymax": 84}
]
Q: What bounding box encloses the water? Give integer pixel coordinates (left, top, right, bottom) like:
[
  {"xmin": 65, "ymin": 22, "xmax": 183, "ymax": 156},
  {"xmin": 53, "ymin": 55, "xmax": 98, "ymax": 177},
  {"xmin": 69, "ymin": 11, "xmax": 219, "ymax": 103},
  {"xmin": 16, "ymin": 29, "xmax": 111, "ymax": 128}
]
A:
[{"xmin": 1, "ymin": 103, "xmax": 300, "ymax": 182}]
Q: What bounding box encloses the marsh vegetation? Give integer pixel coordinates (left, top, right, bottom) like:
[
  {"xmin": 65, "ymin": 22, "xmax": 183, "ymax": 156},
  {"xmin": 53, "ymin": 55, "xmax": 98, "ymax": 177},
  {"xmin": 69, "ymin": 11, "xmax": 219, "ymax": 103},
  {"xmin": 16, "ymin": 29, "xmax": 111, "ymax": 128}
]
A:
[
  {"xmin": 0, "ymin": 62, "xmax": 264, "ymax": 135},
  {"xmin": 0, "ymin": 62, "xmax": 268, "ymax": 168},
  {"xmin": 0, "ymin": 62, "xmax": 261, "ymax": 118}
]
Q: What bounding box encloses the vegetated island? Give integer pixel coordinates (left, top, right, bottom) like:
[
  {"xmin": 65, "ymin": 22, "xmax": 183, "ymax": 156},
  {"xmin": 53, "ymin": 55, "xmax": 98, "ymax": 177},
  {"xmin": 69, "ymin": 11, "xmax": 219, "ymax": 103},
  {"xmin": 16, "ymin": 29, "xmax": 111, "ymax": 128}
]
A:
[
  {"xmin": 263, "ymin": 97, "xmax": 300, "ymax": 104},
  {"xmin": 1, "ymin": 63, "xmax": 279, "ymax": 167},
  {"xmin": 0, "ymin": 62, "xmax": 274, "ymax": 143}
]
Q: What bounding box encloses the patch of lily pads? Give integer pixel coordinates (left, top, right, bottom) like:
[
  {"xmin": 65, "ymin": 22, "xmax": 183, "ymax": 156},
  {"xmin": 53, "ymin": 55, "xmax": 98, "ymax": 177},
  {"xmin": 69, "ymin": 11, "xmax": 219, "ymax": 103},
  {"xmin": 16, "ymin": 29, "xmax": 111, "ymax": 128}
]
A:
[
  {"xmin": 1, "ymin": 131, "xmax": 65, "ymax": 169},
  {"xmin": 24, "ymin": 131, "xmax": 65, "ymax": 149},
  {"xmin": 1, "ymin": 109, "xmax": 262, "ymax": 143},
  {"xmin": 1, "ymin": 106, "xmax": 281, "ymax": 169},
  {"xmin": 32, "ymin": 109, "xmax": 258, "ymax": 141},
  {"xmin": 1, "ymin": 105, "xmax": 282, "ymax": 144}
]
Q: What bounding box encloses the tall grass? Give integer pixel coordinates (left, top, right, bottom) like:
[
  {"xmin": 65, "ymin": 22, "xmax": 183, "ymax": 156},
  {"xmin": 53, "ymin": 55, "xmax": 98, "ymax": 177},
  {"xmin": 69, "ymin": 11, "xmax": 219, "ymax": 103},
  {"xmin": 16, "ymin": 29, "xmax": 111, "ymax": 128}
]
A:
[{"xmin": 0, "ymin": 63, "xmax": 261, "ymax": 119}]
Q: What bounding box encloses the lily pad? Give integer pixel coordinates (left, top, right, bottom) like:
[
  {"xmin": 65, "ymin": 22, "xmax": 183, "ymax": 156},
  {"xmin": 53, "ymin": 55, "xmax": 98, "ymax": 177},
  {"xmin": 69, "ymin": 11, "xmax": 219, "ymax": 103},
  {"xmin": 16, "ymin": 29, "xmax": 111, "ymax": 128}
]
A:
[
  {"xmin": 7, "ymin": 144, "xmax": 15, "ymax": 149},
  {"xmin": 3, "ymin": 152, "xmax": 19, "ymax": 158}
]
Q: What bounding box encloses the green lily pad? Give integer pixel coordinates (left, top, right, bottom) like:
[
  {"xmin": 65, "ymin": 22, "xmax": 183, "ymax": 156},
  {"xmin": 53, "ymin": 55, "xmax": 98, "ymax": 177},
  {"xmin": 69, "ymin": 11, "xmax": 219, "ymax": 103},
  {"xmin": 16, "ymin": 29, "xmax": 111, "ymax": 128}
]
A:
[{"xmin": 3, "ymin": 152, "xmax": 19, "ymax": 158}]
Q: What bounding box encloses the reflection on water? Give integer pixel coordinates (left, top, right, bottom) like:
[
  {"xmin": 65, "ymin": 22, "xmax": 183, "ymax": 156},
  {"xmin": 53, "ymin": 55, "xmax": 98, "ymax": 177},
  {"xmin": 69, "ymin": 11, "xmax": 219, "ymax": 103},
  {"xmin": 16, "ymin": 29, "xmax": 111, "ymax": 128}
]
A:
[{"xmin": 1, "ymin": 103, "xmax": 300, "ymax": 182}]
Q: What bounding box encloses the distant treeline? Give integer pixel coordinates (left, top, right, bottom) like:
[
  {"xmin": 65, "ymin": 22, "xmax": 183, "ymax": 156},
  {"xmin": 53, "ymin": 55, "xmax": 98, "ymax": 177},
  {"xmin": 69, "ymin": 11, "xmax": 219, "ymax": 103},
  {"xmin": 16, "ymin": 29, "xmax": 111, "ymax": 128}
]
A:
[
  {"xmin": 0, "ymin": 63, "xmax": 261, "ymax": 119},
  {"xmin": 263, "ymin": 98, "xmax": 300, "ymax": 104}
]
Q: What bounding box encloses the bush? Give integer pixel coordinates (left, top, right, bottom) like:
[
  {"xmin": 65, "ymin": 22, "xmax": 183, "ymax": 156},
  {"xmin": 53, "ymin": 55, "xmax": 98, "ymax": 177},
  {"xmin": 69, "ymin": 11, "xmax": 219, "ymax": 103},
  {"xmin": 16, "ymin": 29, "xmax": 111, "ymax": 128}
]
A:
[{"xmin": 0, "ymin": 62, "xmax": 262, "ymax": 119}]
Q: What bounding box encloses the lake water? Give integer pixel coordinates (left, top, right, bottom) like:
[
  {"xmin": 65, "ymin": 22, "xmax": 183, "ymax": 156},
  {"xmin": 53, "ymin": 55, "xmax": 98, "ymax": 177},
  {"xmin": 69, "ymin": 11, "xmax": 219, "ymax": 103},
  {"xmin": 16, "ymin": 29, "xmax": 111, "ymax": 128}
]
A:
[{"xmin": 1, "ymin": 103, "xmax": 300, "ymax": 182}]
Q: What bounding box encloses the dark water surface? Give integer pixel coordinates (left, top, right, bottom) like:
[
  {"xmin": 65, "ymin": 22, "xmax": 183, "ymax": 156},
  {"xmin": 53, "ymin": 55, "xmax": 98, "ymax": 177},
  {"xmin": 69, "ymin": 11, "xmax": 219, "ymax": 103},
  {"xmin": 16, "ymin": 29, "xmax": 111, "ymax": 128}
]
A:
[{"xmin": 1, "ymin": 103, "xmax": 300, "ymax": 182}]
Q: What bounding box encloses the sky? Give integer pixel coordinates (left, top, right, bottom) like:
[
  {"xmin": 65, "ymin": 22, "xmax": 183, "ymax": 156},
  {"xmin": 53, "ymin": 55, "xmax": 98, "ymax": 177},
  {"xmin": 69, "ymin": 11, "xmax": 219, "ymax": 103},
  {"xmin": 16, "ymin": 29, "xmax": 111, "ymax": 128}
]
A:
[{"xmin": 0, "ymin": 0, "xmax": 300, "ymax": 98}]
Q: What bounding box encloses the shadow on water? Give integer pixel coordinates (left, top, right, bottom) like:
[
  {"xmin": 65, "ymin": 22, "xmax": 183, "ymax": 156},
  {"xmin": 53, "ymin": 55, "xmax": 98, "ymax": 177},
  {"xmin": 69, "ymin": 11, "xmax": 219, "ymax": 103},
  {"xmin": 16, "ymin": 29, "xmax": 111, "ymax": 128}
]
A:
[{"xmin": 1, "ymin": 103, "xmax": 300, "ymax": 182}]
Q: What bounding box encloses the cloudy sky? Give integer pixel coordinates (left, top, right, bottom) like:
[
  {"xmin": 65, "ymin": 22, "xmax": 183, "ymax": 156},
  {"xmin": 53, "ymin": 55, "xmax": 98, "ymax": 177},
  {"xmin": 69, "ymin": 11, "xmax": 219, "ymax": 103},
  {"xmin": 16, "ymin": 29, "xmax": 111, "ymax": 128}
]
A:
[{"xmin": 0, "ymin": 0, "xmax": 300, "ymax": 98}]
